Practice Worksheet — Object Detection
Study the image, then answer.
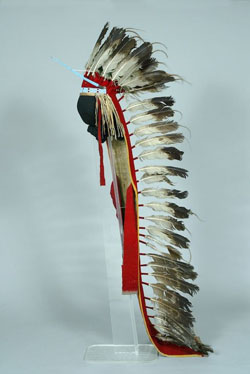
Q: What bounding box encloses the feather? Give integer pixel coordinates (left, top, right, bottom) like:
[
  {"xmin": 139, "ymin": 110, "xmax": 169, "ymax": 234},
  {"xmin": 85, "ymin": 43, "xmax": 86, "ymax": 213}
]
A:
[
  {"xmin": 102, "ymin": 36, "xmax": 137, "ymax": 78},
  {"xmin": 149, "ymin": 282, "xmax": 192, "ymax": 311},
  {"xmin": 154, "ymin": 330, "xmax": 187, "ymax": 348},
  {"xmin": 130, "ymin": 107, "xmax": 174, "ymax": 124},
  {"xmin": 126, "ymin": 96, "xmax": 175, "ymax": 112},
  {"xmin": 112, "ymin": 42, "xmax": 152, "ymax": 81},
  {"xmin": 88, "ymin": 26, "xmax": 116, "ymax": 72},
  {"xmin": 128, "ymin": 82, "xmax": 168, "ymax": 93},
  {"xmin": 154, "ymin": 315, "xmax": 213, "ymax": 355},
  {"xmin": 151, "ymin": 272, "xmax": 199, "ymax": 296},
  {"xmin": 138, "ymin": 147, "xmax": 184, "ymax": 161},
  {"xmin": 135, "ymin": 133, "xmax": 184, "ymax": 147},
  {"xmin": 150, "ymin": 297, "xmax": 195, "ymax": 328},
  {"xmin": 140, "ymin": 57, "xmax": 159, "ymax": 73},
  {"xmin": 149, "ymin": 253, "xmax": 194, "ymax": 271},
  {"xmin": 146, "ymin": 225, "xmax": 190, "ymax": 249},
  {"xmin": 147, "ymin": 255, "xmax": 197, "ymax": 280},
  {"xmin": 144, "ymin": 241, "xmax": 170, "ymax": 256},
  {"xmin": 144, "ymin": 215, "xmax": 186, "ymax": 231},
  {"xmin": 144, "ymin": 235, "xmax": 182, "ymax": 260},
  {"xmin": 143, "ymin": 201, "xmax": 192, "ymax": 219},
  {"xmin": 118, "ymin": 43, "xmax": 154, "ymax": 84},
  {"xmin": 168, "ymin": 203, "xmax": 193, "ymax": 219},
  {"xmin": 122, "ymin": 70, "xmax": 176, "ymax": 89},
  {"xmin": 90, "ymin": 28, "xmax": 126, "ymax": 75},
  {"xmin": 144, "ymin": 241, "xmax": 182, "ymax": 260},
  {"xmin": 133, "ymin": 121, "xmax": 179, "ymax": 137},
  {"xmin": 139, "ymin": 165, "xmax": 188, "ymax": 178},
  {"xmin": 140, "ymin": 173, "xmax": 174, "ymax": 185},
  {"xmin": 140, "ymin": 188, "xmax": 188, "ymax": 199},
  {"xmin": 85, "ymin": 22, "xmax": 109, "ymax": 70},
  {"xmin": 153, "ymin": 315, "xmax": 195, "ymax": 348},
  {"xmin": 150, "ymin": 263, "xmax": 197, "ymax": 282}
]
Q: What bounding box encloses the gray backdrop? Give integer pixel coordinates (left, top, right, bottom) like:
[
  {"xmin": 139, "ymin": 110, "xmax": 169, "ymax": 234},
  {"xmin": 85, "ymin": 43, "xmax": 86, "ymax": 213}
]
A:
[{"xmin": 0, "ymin": 0, "xmax": 250, "ymax": 373}]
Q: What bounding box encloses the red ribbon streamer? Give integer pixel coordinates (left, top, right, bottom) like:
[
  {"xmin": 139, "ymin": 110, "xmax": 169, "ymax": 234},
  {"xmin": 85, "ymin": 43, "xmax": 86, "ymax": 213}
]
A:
[{"xmin": 97, "ymin": 99, "xmax": 105, "ymax": 186}]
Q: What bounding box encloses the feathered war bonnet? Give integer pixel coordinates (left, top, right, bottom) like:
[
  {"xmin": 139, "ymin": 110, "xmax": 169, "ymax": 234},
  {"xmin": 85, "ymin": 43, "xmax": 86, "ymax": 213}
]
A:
[{"xmin": 77, "ymin": 22, "xmax": 213, "ymax": 357}]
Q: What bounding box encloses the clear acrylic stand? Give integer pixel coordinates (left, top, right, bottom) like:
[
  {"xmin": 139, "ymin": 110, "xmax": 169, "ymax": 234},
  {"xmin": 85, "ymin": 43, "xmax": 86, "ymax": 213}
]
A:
[{"xmin": 84, "ymin": 137, "xmax": 158, "ymax": 362}]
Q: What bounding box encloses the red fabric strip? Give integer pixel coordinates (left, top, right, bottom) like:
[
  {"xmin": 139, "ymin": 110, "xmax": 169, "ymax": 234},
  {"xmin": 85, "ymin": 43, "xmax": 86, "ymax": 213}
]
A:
[
  {"xmin": 122, "ymin": 184, "xmax": 139, "ymax": 293},
  {"xmin": 97, "ymin": 99, "xmax": 105, "ymax": 186}
]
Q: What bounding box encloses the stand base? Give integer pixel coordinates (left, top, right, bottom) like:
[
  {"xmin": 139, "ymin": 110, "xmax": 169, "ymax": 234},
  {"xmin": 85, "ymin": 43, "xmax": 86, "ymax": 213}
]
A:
[{"xmin": 84, "ymin": 344, "xmax": 158, "ymax": 363}]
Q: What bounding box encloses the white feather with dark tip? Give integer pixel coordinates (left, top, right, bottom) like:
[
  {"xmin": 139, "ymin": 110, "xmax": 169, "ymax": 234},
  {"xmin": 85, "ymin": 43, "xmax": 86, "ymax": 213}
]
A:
[
  {"xmin": 112, "ymin": 42, "xmax": 152, "ymax": 82},
  {"xmin": 146, "ymin": 225, "xmax": 190, "ymax": 249},
  {"xmin": 85, "ymin": 22, "xmax": 109, "ymax": 71},
  {"xmin": 142, "ymin": 201, "xmax": 192, "ymax": 219},
  {"xmin": 138, "ymin": 147, "xmax": 184, "ymax": 161},
  {"xmin": 140, "ymin": 173, "xmax": 174, "ymax": 185},
  {"xmin": 102, "ymin": 36, "xmax": 137, "ymax": 78},
  {"xmin": 144, "ymin": 235, "xmax": 183, "ymax": 260},
  {"xmin": 126, "ymin": 96, "xmax": 174, "ymax": 112},
  {"xmin": 130, "ymin": 107, "xmax": 174, "ymax": 124},
  {"xmin": 139, "ymin": 165, "xmax": 188, "ymax": 178},
  {"xmin": 133, "ymin": 121, "xmax": 179, "ymax": 137},
  {"xmin": 122, "ymin": 70, "xmax": 176, "ymax": 89},
  {"xmin": 144, "ymin": 215, "xmax": 186, "ymax": 231},
  {"xmin": 90, "ymin": 28, "xmax": 126, "ymax": 75},
  {"xmin": 135, "ymin": 133, "xmax": 184, "ymax": 147},
  {"xmin": 140, "ymin": 188, "xmax": 188, "ymax": 199}
]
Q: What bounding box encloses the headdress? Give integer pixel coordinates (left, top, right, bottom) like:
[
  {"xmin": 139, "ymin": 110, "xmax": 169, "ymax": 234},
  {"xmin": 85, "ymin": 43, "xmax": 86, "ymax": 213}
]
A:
[{"xmin": 77, "ymin": 22, "xmax": 213, "ymax": 356}]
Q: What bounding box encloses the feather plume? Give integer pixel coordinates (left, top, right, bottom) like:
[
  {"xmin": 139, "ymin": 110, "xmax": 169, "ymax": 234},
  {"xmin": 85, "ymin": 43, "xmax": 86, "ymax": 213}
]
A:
[
  {"xmin": 151, "ymin": 272, "xmax": 199, "ymax": 296},
  {"xmin": 146, "ymin": 225, "xmax": 190, "ymax": 249},
  {"xmin": 140, "ymin": 173, "xmax": 174, "ymax": 185},
  {"xmin": 144, "ymin": 235, "xmax": 182, "ymax": 260},
  {"xmin": 140, "ymin": 188, "xmax": 188, "ymax": 199},
  {"xmin": 102, "ymin": 36, "xmax": 137, "ymax": 78},
  {"xmin": 144, "ymin": 241, "xmax": 169, "ymax": 256},
  {"xmin": 150, "ymin": 297, "xmax": 195, "ymax": 328},
  {"xmin": 129, "ymin": 83, "xmax": 167, "ymax": 93},
  {"xmin": 144, "ymin": 215, "xmax": 186, "ymax": 231},
  {"xmin": 153, "ymin": 315, "xmax": 194, "ymax": 346},
  {"xmin": 154, "ymin": 315, "xmax": 213, "ymax": 355},
  {"xmin": 88, "ymin": 26, "xmax": 116, "ymax": 72},
  {"xmin": 85, "ymin": 22, "xmax": 109, "ymax": 70},
  {"xmin": 139, "ymin": 165, "xmax": 188, "ymax": 178},
  {"xmin": 134, "ymin": 121, "xmax": 179, "ymax": 137},
  {"xmin": 138, "ymin": 146, "xmax": 184, "ymax": 161},
  {"xmin": 90, "ymin": 28, "xmax": 126, "ymax": 75},
  {"xmin": 149, "ymin": 282, "xmax": 192, "ymax": 311},
  {"xmin": 147, "ymin": 255, "xmax": 197, "ymax": 280},
  {"xmin": 150, "ymin": 263, "xmax": 196, "ymax": 282},
  {"xmin": 135, "ymin": 133, "xmax": 184, "ymax": 147},
  {"xmin": 122, "ymin": 70, "xmax": 175, "ymax": 89},
  {"xmin": 140, "ymin": 57, "xmax": 158, "ymax": 72},
  {"xmin": 112, "ymin": 42, "xmax": 152, "ymax": 81},
  {"xmin": 130, "ymin": 107, "xmax": 174, "ymax": 124},
  {"xmin": 146, "ymin": 243, "xmax": 182, "ymax": 260},
  {"xmin": 118, "ymin": 43, "xmax": 154, "ymax": 84},
  {"xmin": 143, "ymin": 201, "xmax": 192, "ymax": 219},
  {"xmin": 126, "ymin": 96, "xmax": 175, "ymax": 112}
]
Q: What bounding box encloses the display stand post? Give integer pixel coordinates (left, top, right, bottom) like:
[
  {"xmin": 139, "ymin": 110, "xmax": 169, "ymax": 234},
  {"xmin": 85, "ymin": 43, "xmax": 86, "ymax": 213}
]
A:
[{"xmin": 84, "ymin": 137, "xmax": 158, "ymax": 362}]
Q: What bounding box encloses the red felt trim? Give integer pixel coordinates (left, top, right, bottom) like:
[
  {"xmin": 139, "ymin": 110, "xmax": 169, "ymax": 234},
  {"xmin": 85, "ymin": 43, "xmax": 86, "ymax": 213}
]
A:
[
  {"xmin": 110, "ymin": 180, "xmax": 122, "ymax": 220},
  {"xmin": 97, "ymin": 99, "xmax": 105, "ymax": 186},
  {"xmin": 110, "ymin": 182, "xmax": 116, "ymax": 210},
  {"xmin": 122, "ymin": 184, "xmax": 138, "ymax": 293}
]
